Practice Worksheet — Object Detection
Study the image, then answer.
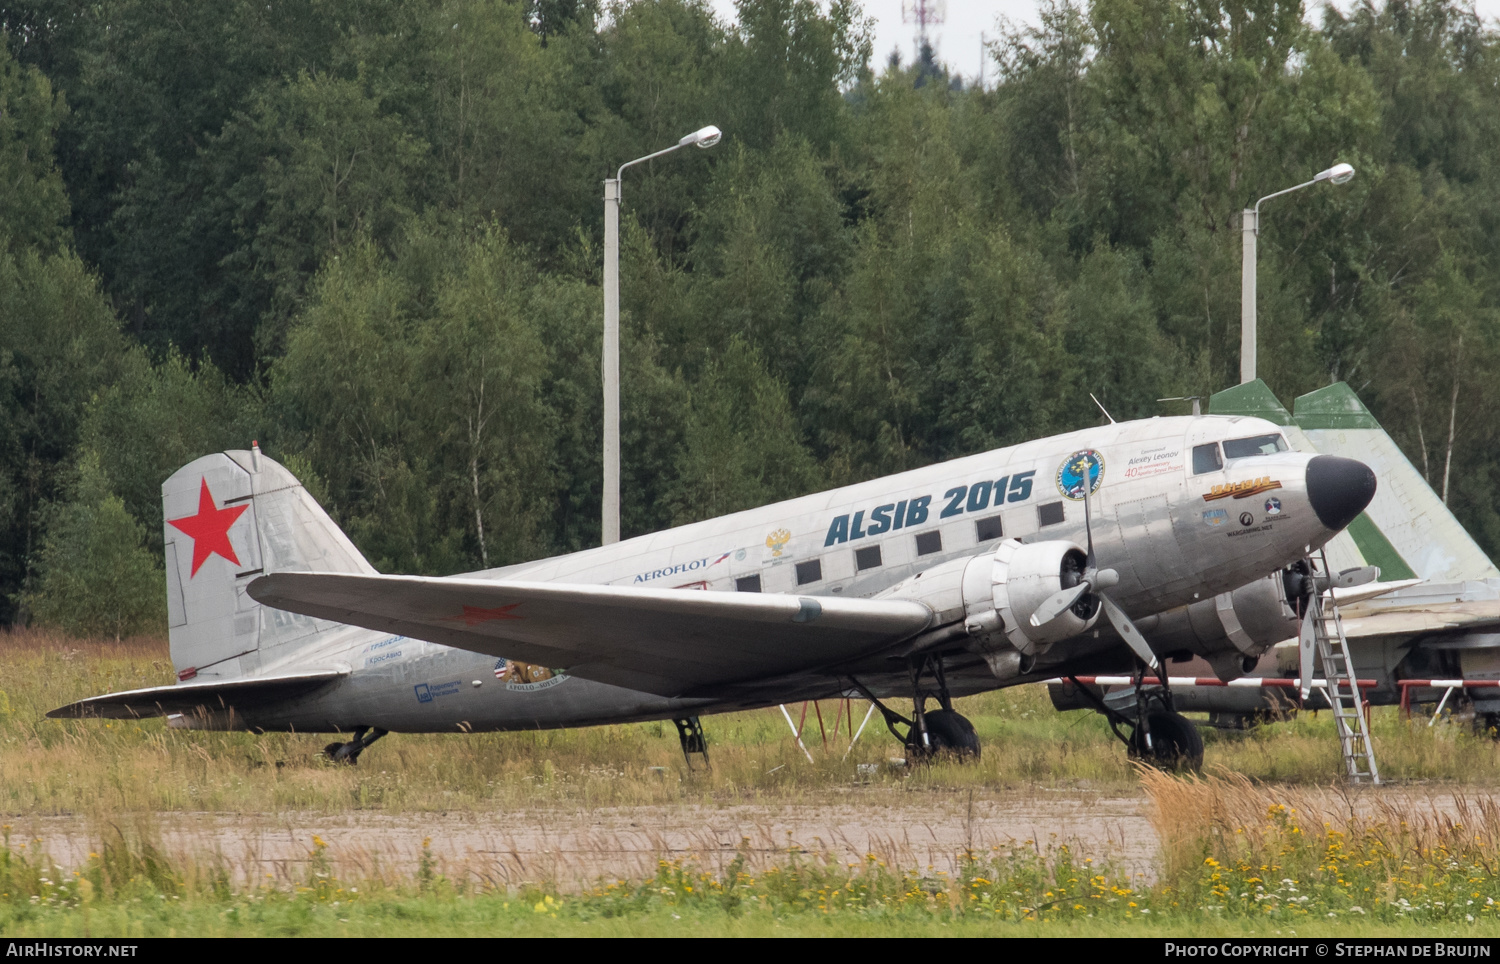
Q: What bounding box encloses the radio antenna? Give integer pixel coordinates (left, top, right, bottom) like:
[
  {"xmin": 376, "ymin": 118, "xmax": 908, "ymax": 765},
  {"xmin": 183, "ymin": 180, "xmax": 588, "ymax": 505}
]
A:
[{"xmin": 1090, "ymin": 393, "xmax": 1116, "ymax": 424}]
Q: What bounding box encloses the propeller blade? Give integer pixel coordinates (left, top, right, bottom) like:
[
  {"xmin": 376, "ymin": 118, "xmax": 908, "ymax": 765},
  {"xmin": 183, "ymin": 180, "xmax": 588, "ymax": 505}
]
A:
[
  {"xmin": 1100, "ymin": 593, "xmax": 1160, "ymax": 672},
  {"xmin": 1030, "ymin": 582, "xmax": 1090, "ymax": 628},
  {"xmin": 1298, "ymin": 601, "xmax": 1318, "ymax": 701}
]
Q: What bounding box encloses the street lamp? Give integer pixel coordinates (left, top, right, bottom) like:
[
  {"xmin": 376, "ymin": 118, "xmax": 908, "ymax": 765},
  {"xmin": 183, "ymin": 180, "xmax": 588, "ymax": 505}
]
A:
[
  {"xmin": 1240, "ymin": 162, "xmax": 1356, "ymax": 384},
  {"xmin": 602, "ymin": 125, "xmax": 722, "ymax": 544}
]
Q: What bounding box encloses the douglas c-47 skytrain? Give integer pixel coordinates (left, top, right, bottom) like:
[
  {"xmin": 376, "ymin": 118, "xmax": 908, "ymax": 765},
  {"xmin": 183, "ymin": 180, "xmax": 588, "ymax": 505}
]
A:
[{"xmin": 50, "ymin": 411, "xmax": 1378, "ymax": 769}]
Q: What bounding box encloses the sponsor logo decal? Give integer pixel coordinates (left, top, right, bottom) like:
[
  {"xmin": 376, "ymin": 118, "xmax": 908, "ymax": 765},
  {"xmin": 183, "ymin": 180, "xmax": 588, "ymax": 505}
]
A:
[
  {"xmin": 1264, "ymin": 497, "xmax": 1282, "ymax": 516},
  {"xmin": 632, "ymin": 554, "xmax": 729, "ymax": 584},
  {"xmin": 766, "ymin": 528, "xmax": 791, "ymax": 557},
  {"xmin": 1239, "ymin": 512, "xmax": 1255, "ymax": 527},
  {"xmin": 1203, "ymin": 509, "xmax": 1228, "ymax": 528},
  {"xmin": 823, "ymin": 472, "xmax": 1035, "ymax": 547},
  {"xmin": 1228, "ymin": 523, "xmax": 1273, "ymax": 538},
  {"xmin": 168, "ymin": 477, "xmax": 250, "ymax": 577},
  {"xmin": 440, "ymin": 603, "xmax": 523, "ymax": 627},
  {"xmin": 493, "ymin": 658, "xmax": 568, "ymax": 692},
  {"xmin": 1203, "ymin": 476, "xmax": 1283, "ymax": 501},
  {"xmin": 362, "ymin": 637, "xmax": 405, "ymax": 667},
  {"xmin": 1056, "ymin": 450, "xmax": 1105, "ymax": 501},
  {"xmin": 414, "ymin": 680, "xmax": 463, "ymax": 703}
]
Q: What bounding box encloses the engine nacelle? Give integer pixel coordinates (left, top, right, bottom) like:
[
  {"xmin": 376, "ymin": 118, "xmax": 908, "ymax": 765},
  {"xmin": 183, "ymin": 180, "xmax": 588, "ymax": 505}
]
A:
[
  {"xmin": 1135, "ymin": 572, "xmax": 1298, "ymax": 680},
  {"xmin": 877, "ymin": 538, "xmax": 1099, "ymax": 660},
  {"xmin": 980, "ymin": 539, "xmax": 1103, "ymax": 654}
]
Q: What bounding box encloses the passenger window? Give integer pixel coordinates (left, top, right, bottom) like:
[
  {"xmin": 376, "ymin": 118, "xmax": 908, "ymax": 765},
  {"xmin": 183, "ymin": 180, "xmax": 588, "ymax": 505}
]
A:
[
  {"xmin": 1222, "ymin": 434, "xmax": 1288, "ymax": 459},
  {"xmin": 795, "ymin": 559, "xmax": 823, "ymax": 585},
  {"xmin": 914, "ymin": 531, "xmax": 942, "ymax": 556},
  {"xmin": 1038, "ymin": 502, "xmax": 1065, "ymax": 527},
  {"xmin": 1192, "ymin": 443, "xmax": 1223, "ymax": 474},
  {"xmin": 974, "ymin": 516, "xmax": 1004, "ymax": 542},
  {"xmin": 855, "ymin": 546, "xmax": 882, "ymax": 571},
  {"xmin": 735, "ymin": 574, "xmax": 762, "ymax": 592}
]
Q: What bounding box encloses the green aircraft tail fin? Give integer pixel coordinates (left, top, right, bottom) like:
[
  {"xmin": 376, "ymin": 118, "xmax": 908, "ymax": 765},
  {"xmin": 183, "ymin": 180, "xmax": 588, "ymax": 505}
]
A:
[{"xmin": 1291, "ymin": 383, "xmax": 1496, "ymax": 582}]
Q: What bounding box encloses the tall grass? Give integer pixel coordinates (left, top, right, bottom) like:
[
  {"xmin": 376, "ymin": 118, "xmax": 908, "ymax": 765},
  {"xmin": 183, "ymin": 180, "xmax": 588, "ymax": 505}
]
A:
[{"xmin": 1142, "ymin": 768, "xmax": 1500, "ymax": 924}]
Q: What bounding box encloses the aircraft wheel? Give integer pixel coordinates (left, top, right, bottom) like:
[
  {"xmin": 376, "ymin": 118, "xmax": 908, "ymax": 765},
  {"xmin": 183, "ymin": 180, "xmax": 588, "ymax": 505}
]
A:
[
  {"xmin": 1473, "ymin": 713, "xmax": 1500, "ymax": 739},
  {"xmin": 1128, "ymin": 711, "xmax": 1203, "ymax": 772},
  {"xmin": 324, "ymin": 741, "xmax": 360, "ymax": 765},
  {"xmin": 915, "ymin": 709, "xmax": 981, "ymax": 761}
]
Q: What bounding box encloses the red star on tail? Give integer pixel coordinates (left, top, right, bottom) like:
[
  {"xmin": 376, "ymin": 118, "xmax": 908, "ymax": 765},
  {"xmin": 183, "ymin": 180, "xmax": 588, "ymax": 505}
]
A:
[{"xmin": 168, "ymin": 478, "xmax": 249, "ymax": 576}]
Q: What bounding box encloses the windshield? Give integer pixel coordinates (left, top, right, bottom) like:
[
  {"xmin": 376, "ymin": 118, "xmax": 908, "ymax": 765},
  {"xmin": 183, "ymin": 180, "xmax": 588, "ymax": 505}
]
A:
[{"xmin": 1222, "ymin": 434, "xmax": 1288, "ymax": 459}]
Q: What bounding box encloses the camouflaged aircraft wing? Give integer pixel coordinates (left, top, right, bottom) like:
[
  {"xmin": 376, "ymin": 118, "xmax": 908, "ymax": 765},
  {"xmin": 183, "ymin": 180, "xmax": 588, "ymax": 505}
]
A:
[{"xmin": 248, "ymin": 572, "xmax": 934, "ymax": 697}]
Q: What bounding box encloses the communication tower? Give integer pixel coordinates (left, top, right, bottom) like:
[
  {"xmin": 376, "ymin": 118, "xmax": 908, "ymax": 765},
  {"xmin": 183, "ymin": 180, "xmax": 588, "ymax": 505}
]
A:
[{"xmin": 902, "ymin": 0, "xmax": 947, "ymax": 63}]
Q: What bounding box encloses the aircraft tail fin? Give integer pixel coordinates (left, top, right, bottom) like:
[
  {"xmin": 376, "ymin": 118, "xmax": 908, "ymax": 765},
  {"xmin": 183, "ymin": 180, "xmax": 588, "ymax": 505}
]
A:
[
  {"xmin": 1207, "ymin": 379, "xmax": 1497, "ymax": 582},
  {"xmin": 162, "ymin": 445, "xmax": 375, "ymax": 683},
  {"xmin": 1291, "ymin": 383, "xmax": 1497, "ymax": 582}
]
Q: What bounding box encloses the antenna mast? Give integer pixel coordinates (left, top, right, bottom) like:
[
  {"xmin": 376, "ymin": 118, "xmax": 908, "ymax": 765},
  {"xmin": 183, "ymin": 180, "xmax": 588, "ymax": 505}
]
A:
[{"xmin": 902, "ymin": 0, "xmax": 947, "ymax": 64}]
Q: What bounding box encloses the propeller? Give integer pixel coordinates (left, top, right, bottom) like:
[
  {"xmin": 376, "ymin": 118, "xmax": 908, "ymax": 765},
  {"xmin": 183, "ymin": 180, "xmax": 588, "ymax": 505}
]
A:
[
  {"xmin": 1029, "ymin": 458, "xmax": 1160, "ymax": 672},
  {"xmin": 1298, "ymin": 596, "xmax": 1318, "ymax": 701}
]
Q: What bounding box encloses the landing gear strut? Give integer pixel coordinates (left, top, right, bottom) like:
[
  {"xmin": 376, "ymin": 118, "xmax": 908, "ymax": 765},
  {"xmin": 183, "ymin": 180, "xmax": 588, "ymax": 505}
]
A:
[
  {"xmin": 672, "ymin": 716, "xmax": 710, "ymax": 770},
  {"xmin": 324, "ymin": 726, "xmax": 387, "ymax": 765},
  {"xmin": 853, "ymin": 654, "xmax": 980, "ymax": 761},
  {"xmin": 1066, "ymin": 669, "xmax": 1202, "ymax": 771}
]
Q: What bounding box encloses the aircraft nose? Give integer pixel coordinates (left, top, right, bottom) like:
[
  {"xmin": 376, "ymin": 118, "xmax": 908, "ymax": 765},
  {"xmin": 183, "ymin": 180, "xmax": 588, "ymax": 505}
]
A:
[{"xmin": 1305, "ymin": 455, "xmax": 1377, "ymax": 531}]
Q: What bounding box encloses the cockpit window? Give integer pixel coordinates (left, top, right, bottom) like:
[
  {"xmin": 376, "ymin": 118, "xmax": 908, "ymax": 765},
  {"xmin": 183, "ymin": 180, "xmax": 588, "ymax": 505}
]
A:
[
  {"xmin": 1192, "ymin": 443, "xmax": 1223, "ymax": 475},
  {"xmin": 1222, "ymin": 434, "xmax": 1288, "ymax": 459}
]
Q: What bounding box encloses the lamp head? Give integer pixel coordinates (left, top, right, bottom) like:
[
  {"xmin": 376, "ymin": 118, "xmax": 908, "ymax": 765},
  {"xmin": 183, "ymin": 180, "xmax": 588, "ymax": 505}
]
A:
[
  {"xmin": 680, "ymin": 125, "xmax": 723, "ymax": 149},
  {"xmin": 1315, "ymin": 162, "xmax": 1356, "ymax": 185}
]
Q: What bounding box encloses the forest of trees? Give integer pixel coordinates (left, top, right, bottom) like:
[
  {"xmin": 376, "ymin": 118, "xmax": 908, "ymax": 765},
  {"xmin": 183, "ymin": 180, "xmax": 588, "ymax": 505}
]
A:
[{"xmin": 1, "ymin": 0, "xmax": 1497, "ymax": 636}]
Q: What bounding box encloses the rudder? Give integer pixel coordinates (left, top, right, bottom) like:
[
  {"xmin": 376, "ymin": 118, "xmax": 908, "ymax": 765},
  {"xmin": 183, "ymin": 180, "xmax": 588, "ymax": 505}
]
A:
[{"xmin": 162, "ymin": 444, "xmax": 374, "ymax": 681}]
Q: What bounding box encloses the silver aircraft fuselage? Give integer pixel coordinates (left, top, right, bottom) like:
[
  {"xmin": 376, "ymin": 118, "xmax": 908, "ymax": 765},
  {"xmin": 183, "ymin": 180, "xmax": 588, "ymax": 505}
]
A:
[{"xmin": 177, "ymin": 413, "xmax": 1374, "ymax": 734}]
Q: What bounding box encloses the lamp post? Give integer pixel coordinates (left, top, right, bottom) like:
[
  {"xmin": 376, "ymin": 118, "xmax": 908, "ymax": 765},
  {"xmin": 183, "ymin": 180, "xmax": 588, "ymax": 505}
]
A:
[
  {"xmin": 1240, "ymin": 162, "xmax": 1356, "ymax": 384},
  {"xmin": 602, "ymin": 125, "xmax": 722, "ymax": 544}
]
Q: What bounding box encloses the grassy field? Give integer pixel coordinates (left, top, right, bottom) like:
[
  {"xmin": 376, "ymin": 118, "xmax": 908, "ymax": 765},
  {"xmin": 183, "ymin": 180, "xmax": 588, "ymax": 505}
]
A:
[{"xmin": 6, "ymin": 627, "xmax": 1500, "ymax": 936}]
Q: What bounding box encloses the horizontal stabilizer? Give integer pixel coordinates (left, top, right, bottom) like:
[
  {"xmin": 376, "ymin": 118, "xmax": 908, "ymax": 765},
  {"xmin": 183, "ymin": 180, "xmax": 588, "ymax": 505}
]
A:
[
  {"xmin": 248, "ymin": 572, "xmax": 934, "ymax": 697},
  {"xmin": 46, "ymin": 669, "xmax": 348, "ymax": 720}
]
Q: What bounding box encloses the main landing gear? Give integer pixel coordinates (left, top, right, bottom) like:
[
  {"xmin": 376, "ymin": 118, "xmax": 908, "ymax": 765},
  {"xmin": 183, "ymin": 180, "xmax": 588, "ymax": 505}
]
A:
[
  {"xmin": 324, "ymin": 726, "xmax": 388, "ymax": 765},
  {"xmin": 854, "ymin": 654, "xmax": 980, "ymax": 761},
  {"xmin": 1066, "ymin": 668, "xmax": 1203, "ymax": 772}
]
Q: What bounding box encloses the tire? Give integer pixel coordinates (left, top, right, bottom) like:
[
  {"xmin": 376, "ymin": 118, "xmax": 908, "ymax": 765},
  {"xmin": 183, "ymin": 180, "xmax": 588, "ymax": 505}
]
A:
[
  {"xmin": 1128, "ymin": 711, "xmax": 1203, "ymax": 772},
  {"xmin": 914, "ymin": 709, "xmax": 981, "ymax": 760}
]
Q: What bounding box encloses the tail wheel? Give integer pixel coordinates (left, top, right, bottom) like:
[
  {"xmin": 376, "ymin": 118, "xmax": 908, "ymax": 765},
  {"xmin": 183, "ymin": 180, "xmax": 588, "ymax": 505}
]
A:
[{"xmin": 1128, "ymin": 711, "xmax": 1203, "ymax": 772}]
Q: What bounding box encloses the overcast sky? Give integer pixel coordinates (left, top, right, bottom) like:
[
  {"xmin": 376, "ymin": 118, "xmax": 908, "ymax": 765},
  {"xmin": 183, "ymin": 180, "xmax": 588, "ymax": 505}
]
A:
[{"xmin": 707, "ymin": 0, "xmax": 1500, "ymax": 89}]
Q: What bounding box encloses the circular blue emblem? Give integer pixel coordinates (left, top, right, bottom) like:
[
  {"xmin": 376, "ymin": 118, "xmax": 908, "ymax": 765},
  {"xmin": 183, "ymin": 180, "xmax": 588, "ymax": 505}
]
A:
[
  {"xmin": 1264, "ymin": 497, "xmax": 1282, "ymax": 516},
  {"xmin": 1056, "ymin": 449, "xmax": 1105, "ymax": 501}
]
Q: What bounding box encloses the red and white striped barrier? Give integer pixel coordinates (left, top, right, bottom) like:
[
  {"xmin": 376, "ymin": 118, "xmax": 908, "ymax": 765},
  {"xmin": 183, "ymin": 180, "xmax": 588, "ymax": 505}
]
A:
[
  {"xmin": 1398, "ymin": 678, "xmax": 1500, "ymax": 722},
  {"xmin": 1047, "ymin": 675, "xmax": 1379, "ymax": 724},
  {"xmin": 1047, "ymin": 675, "xmax": 1378, "ymax": 690}
]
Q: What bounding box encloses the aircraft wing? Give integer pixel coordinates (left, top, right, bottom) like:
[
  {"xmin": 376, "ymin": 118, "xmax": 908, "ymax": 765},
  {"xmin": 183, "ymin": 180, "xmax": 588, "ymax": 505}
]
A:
[
  {"xmin": 1340, "ymin": 606, "xmax": 1500, "ymax": 638},
  {"xmin": 47, "ymin": 668, "xmax": 348, "ymax": 720},
  {"xmin": 248, "ymin": 573, "xmax": 934, "ymax": 697}
]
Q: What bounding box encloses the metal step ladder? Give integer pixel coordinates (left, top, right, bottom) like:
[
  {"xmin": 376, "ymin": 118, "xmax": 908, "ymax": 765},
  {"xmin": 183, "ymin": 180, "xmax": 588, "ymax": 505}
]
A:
[{"xmin": 1310, "ymin": 553, "xmax": 1381, "ymax": 784}]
